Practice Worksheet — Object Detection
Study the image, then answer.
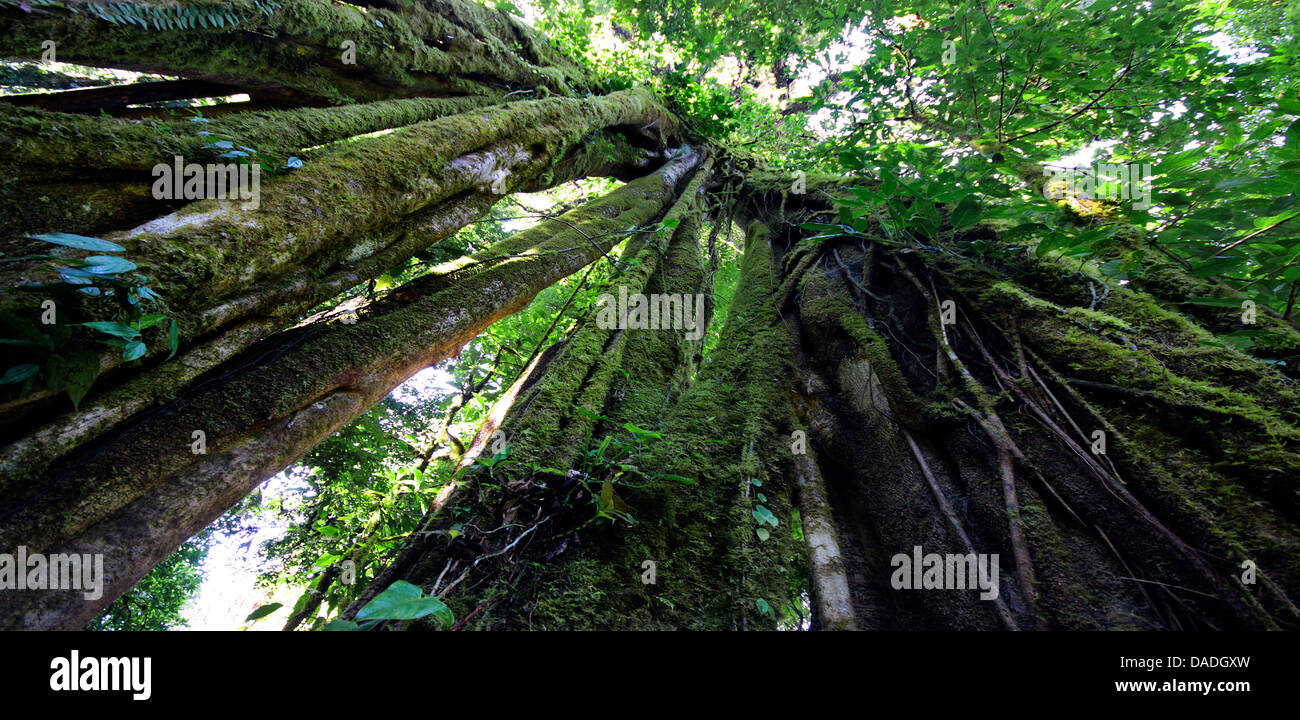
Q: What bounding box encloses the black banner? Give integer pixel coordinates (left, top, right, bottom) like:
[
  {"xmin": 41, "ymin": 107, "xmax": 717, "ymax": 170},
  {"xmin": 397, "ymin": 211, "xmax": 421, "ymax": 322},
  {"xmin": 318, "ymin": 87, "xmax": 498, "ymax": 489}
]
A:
[{"xmin": 0, "ymin": 631, "xmax": 1288, "ymax": 708}]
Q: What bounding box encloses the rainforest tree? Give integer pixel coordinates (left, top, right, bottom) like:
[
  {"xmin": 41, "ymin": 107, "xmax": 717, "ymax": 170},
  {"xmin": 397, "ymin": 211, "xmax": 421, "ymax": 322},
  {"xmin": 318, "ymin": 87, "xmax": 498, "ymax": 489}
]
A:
[{"xmin": 0, "ymin": 0, "xmax": 1298, "ymax": 631}]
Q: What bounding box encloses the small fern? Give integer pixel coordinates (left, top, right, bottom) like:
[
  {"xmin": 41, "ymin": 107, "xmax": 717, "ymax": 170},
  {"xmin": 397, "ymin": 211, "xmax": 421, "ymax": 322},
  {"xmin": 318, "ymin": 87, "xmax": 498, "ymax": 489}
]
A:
[{"xmin": 1, "ymin": 1, "xmax": 284, "ymax": 31}]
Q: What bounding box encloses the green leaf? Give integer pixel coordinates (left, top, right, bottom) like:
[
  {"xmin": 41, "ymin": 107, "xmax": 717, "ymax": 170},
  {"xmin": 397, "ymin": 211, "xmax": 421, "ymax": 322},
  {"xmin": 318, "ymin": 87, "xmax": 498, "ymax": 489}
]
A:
[
  {"xmin": 81, "ymin": 255, "xmax": 137, "ymax": 274},
  {"xmin": 28, "ymin": 233, "xmax": 125, "ymax": 253},
  {"xmin": 1189, "ymin": 257, "xmax": 1246, "ymax": 277},
  {"xmin": 755, "ymin": 598, "xmax": 774, "ymax": 617},
  {"xmin": 623, "ymin": 422, "xmax": 663, "ymax": 439},
  {"xmin": 752, "ymin": 505, "xmax": 779, "ymax": 527},
  {"xmin": 312, "ymin": 552, "xmax": 343, "ymax": 567},
  {"xmin": 167, "ymin": 319, "xmax": 179, "ymax": 359},
  {"xmin": 657, "ymin": 473, "xmax": 697, "ymax": 485},
  {"xmin": 322, "ymin": 619, "xmax": 363, "ymax": 631},
  {"xmin": 1003, "ymin": 222, "xmax": 1049, "ymax": 241},
  {"xmin": 850, "ymin": 185, "xmax": 879, "ymax": 204},
  {"xmin": 81, "ymin": 321, "xmax": 140, "ymax": 339},
  {"xmin": 1035, "ymin": 231, "xmax": 1072, "ymax": 257},
  {"xmin": 756, "ymin": 528, "xmax": 770, "ymax": 541},
  {"xmin": 56, "ymin": 267, "xmax": 97, "ymax": 285},
  {"xmin": 1254, "ymin": 210, "xmax": 1299, "ymax": 229},
  {"xmin": 950, "ymin": 195, "xmax": 982, "ymax": 228},
  {"xmin": 64, "ymin": 352, "xmax": 100, "ymax": 409},
  {"xmin": 0, "ymin": 364, "xmax": 39, "ymax": 384},
  {"xmin": 574, "ymin": 407, "xmax": 613, "ymax": 423},
  {"xmin": 797, "ymin": 222, "xmax": 844, "ymax": 234},
  {"xmin": 122, "ymin": 339, "xmax": 146, "ymax": 362},
  {"xmin": 137, "ymin": 314, "xmax": 167, "ymax": 331},
  {"xmin": 356, "ymin": 580, "xmax": 454, "ymax": 625},
  {"xmin": 0, "ymin": 338, "xmax": 43, "ymax": 349},
  {"xmin": 1286, "ymin": 119, "xmax": 1300, "ymax": 152},
  {"xmin": 877, "ymin": 171, "xmax": 898, "ymax": 196},
  {"xmin": 1155, "ymin": 148, "xmax": 1205, "ymax": 174},
  {"xmin": 244, "ymin": 603, "xmax": 283, "ymax": 622}
]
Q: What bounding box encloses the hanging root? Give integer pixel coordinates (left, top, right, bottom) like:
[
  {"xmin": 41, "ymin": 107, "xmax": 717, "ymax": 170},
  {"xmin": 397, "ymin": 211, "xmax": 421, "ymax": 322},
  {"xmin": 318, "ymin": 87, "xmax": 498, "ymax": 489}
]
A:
[{"xmin": 780, "ymin": 226, "xmax": 1298, "ymax": 630}]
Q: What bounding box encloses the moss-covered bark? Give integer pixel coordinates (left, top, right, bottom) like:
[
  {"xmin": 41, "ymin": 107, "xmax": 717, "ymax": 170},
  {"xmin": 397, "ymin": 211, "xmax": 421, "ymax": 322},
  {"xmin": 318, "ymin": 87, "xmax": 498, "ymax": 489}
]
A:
[
  {"xmin": 772, "ymin": 213, "xmax": 1300, "ymax": 629},
  {"xmin": 331, "ymin": 178, "xmax": 1300, "ymax": 632},
  {"xmin": 1, "ymin": 0, "xmax": 594, "ymax": 102},
  {"xmin": 0, "ymin": 151, "xmax": 696, "ymax": 630},
  {"xmin": 338, "ymin": 192, "xmax": 818, "ymax": 629},
  {"xmin": 0, "ymin": 86, "xmax": 678, "ymax": 484},
  {"xmin": 0, "ymin": 95, "xmax": 497, "ymax": 174},
  {"xmin": 1, "ymin": 87, "xmax": 678, "ymax": 314}
]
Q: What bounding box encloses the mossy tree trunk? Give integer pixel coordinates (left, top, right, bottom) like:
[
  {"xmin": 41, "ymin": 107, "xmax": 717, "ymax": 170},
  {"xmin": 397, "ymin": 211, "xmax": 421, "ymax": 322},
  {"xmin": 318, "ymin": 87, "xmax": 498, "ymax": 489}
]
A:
[
  {"xmin": 1, "ymin": 1, "xmax": 1297, "ymax": 631},
  {"xmin": 342, "ymin": 174, "xmax": 1300, "ymax": 631},
  {"xmin": 0, "ymin": 0, "xmax": 688, "ymax": 629}
]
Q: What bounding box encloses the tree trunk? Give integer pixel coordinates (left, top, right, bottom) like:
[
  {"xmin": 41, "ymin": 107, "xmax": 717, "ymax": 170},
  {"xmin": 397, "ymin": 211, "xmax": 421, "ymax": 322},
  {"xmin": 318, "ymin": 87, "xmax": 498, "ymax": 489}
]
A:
[{"xmin": 342, "ymin": 180, "xmax": 1300, "ymax": 631}]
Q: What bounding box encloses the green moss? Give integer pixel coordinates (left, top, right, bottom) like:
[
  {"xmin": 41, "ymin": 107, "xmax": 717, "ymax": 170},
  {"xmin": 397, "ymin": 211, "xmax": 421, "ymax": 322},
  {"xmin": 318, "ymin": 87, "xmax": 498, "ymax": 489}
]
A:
[
  {"xmin": 799, "ymin": 291, "xmax": 930, "ymax": 430},
  {"xmin": 429, "ymin": 219, "xmax": 803, "ymax": 630},
  {"xmin": 1, "ymin": 0, "xmax": 596, "ymax": 103}
]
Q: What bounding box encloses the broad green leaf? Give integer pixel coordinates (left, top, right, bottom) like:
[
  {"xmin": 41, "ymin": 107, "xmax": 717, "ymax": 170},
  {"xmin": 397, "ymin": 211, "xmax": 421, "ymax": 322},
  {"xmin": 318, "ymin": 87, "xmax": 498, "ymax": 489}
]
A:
[
  {"xmin": 356, "ymin": 580, "xmax": 454, "ymax": 625},
  {"xmin": 123, "ymin": 339, "xmax": 147, "ymax": 362},
  {"xmin": 82, "ymin": 321, "xmax": 140, "ymax": 339},
  {"xmin": 1254, "ymin": 211, "xmax": 1298, "ymax": 229},
  {"xmin": 623, "ymin": 422, "xmax": 663, "ymax": 439},
  {"xmin": 323, "ymin": 619, "xmax": 363, "ymax": 631},
  {"xmin": 950, "ymin": 195, "xmax": 982, "ymax": 229},
  {"xmin": 1189, "ymin": 257, "xmax": 1247, "ymax": 277},
  {"xmin": 57, "ymin": 268, "xmax": 97, "ymax": 285},
  {"xmin": 244, "ymin": 603, "xmax": 283, "ymax": 622},
  {"xmin": 0, "ymin": 364, "xmax": 39, "ymax": 384},
  {"xmin": 64, "ymin": 351, "xmax": 100, "ymax": 409},
  {"xmin": 137, "ymin": 314, "xmax": 168, "ymax": 330},
  {"xmin": 1003, "ymin": 223, "xmax": 1049, "ymax": 241},
  {"xmin": 1035, "ymin": 231, "xmax": 1072, "ymax": 257},
  {"xmin": 28, "ymin": 233, "xmax": 125, "ymax": 253},
  {"xmin": 82, "ymin": 255, "xmax": 138, "ymax": 274},
  {"xmin": 167, "ymin": 319, "xmax": 179, "ymax": 359},
  {"xmin": 312, "ymin": 552, "xmax": 343, "ymax": 567}
]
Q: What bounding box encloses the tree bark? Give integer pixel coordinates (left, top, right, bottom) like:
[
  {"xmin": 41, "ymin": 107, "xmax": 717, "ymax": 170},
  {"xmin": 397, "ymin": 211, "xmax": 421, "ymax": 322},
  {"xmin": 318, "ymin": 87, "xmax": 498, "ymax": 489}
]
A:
[
  {"xmin": 1, "ymin": 0, "xmax": 1297, "ymax": 633},
  {"xmin": 0, "ymin": 149, "xmax": 699, "ymax": 629},
  {"xmin": 342, "ymin": 181, "xmax": 1300, "ymax": 631}
]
